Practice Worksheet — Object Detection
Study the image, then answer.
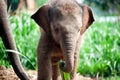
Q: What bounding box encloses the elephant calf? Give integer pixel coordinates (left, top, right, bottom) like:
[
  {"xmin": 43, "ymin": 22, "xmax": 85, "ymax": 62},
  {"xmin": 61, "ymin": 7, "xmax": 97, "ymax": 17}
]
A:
[{"xmin": 31, "ymin": 0, "xmax": 94, "ymax": 80}]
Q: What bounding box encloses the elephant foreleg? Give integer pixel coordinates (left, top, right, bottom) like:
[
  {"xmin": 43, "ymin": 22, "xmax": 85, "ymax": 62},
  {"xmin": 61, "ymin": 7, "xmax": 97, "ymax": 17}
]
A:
[
  {"xmin": 37, "ymin": 31, "xmax": 53, "ymax": 80},
  {"xmin": 71, "ymin": 36, "xmax": 83, "ymax": 80},
  {"xmin": 37, "ymin": 52, "xmax": 52, "ymax": 80},
  {"xmin": 70, "ymin": 53, "xmax": 79, "ymax": 80}
]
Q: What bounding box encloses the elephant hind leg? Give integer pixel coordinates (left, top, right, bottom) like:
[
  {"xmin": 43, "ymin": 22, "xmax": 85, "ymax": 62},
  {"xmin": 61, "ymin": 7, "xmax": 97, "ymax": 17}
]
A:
[
  {"xmin": 51, "ymin": 56, "xmax": 63, "ymax": 80},
  {"xmin": 52, "ymin": 64, "xmax": 62, "ymax": 80}
]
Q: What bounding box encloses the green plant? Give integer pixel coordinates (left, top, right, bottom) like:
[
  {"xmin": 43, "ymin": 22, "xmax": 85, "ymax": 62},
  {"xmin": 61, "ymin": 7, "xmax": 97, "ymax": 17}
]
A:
[
  {"xmin": 35, "ymin": 0, "xmax": 48, "ymax": 8},
  {"xmin": 78, "ymin": 20, "xmax": 120, "ymax": 77},
  {"xmin": 0, "ymin": 13, "xmax": 39, "ymax": 69},
  {"xmin": 10, "ymin": 14, "xmax": 40, "ymax": 69}
]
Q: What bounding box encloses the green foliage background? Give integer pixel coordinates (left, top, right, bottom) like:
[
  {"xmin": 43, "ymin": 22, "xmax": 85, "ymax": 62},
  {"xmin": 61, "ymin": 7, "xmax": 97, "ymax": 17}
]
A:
[{"xmin": 78, "ymin": 20, "xmax": 120, "ymax": 77}]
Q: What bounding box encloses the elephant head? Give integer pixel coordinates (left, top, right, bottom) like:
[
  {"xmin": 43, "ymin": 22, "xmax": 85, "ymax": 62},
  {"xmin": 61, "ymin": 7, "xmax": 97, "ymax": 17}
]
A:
[{"xmin": 31, "ymin": 0, "xmax": 94, "ymax": 73}]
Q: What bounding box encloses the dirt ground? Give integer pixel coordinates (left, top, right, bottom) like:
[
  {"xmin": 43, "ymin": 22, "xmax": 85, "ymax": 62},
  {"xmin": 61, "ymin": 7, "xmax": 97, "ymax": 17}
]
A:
[{"xmin": 0, "ymin": 66, "xmax": 92, "ymax": 80}]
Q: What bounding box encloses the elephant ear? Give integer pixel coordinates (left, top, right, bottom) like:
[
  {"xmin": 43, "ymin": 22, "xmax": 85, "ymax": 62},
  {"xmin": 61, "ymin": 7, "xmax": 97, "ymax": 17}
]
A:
[
  {"xmin": 80, "ymin": 5, "xmax": 94, "ymax": 34},
  {"xmin": 31, "ymin": 5, "xmax": 50, "ymax": 33}
]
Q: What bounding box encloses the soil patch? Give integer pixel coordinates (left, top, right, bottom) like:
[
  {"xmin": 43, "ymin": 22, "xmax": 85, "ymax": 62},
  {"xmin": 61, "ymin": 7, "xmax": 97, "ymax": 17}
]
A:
[{"xmin": 0, "ymin": 66, "xmax": 92, "ymax": 80}]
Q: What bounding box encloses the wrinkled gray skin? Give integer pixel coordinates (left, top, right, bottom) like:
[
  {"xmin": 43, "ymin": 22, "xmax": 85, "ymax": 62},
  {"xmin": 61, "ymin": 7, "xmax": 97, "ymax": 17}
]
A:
[
  {"xmin": 0, "ymin": 0, "xmax": 29, "ymax": 80},
  {"xmin": 31, "ymin": 0, "xmax": 94, "ymax": 80}
]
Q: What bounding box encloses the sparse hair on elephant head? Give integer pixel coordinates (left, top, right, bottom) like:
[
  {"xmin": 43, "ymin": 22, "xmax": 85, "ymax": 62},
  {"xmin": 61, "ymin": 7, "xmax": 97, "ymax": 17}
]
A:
[
  {"xmin": 31, "ymin": 3, "xmax": 94, "ymax": 35},
  {"xmin": 31, "ymin": 0, "xmax": 94, "ymax": 80}
]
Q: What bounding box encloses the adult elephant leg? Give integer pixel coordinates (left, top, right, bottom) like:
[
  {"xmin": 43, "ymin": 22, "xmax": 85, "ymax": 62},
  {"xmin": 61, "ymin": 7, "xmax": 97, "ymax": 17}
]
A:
[{"xmin": 0, "ymin": 0, "xmax": 29, "ymax": 80}]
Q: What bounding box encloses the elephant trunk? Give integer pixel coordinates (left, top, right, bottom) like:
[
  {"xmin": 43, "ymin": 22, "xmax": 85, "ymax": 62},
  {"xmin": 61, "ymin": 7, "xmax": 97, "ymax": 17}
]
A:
[
  {"xmin": 0, "ymin": 1, "xmax": 29, "ymax": 80},
  {"xmin": 59, "ymin": 34, "xmax": 76, "ymax": 73}
]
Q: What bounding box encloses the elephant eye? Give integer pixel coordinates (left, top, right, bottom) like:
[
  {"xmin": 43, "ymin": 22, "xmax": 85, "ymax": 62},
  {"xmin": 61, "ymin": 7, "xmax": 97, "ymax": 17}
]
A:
[
  {"xmin": 54, "ymin": 27, "xmax": 59, "ymax": 33},
  {"xmin": 78, "ymin": 28, "xmax": 80, "ymax": 32}
]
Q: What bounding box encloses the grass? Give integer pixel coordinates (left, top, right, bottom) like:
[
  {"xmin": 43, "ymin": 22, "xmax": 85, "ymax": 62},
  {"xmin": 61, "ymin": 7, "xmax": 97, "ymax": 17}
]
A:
[
  {"xmin": 0, "ymin": 13, "xmax": 39, "ymax": 69},
  {"xmin": 0, "ymin": 13, "xmax": 120, "ymax": 79},
  {"xmin": 36, "ymin": 0, "xmax": 48, "ymax": 8},
  {"xmin": 78, "ymin": 18, "xmax": 120, "ymax": 77},
  {"xmin": 10, "ymin": 13, "xmax": 40, "ymax": 69}
]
